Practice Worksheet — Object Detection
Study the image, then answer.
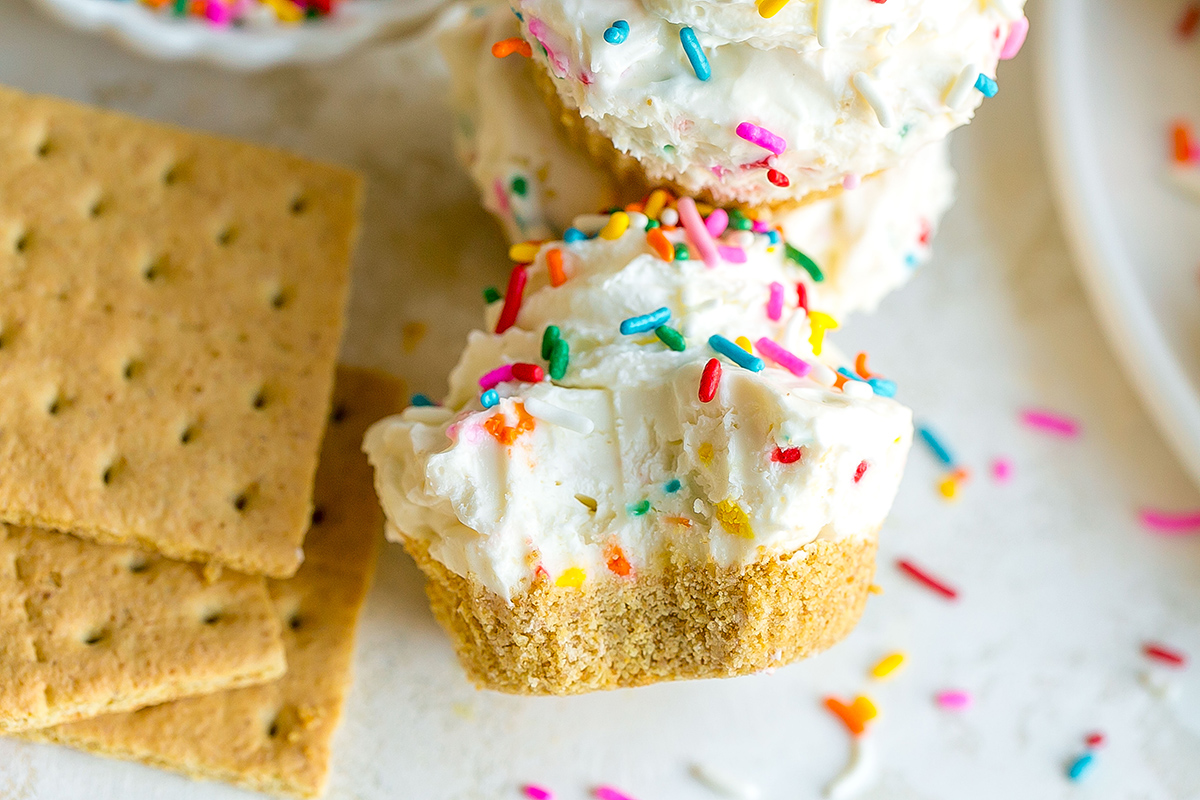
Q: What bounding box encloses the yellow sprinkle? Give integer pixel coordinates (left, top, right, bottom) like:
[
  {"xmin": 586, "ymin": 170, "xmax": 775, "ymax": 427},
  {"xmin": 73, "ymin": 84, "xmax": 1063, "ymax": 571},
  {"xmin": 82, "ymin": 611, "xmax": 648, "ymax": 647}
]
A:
[
  {"xmin": 555, "ymin": 567, "xmax": 586, "ymax": 588},
  {"xmin": 698, "ymin": 442, "xmax": 714, "ymax": 465},
  {"xmin": 756, "ymin": 0, "xmax": 791, "ymax": 18},
  {"xmin": 644, "ymin": 189, "xmax": 669, "ymax": 220},
  {"xmin": 735, "ymin": 336, "xmax": 753, "ymax": 353},
  {"xmin": 868, "ymin": 583, "xmax": 884, "ymax": 595},
  {"xmin": 599, "ymin": 211, "xmax": 630, "ymax": 240},
  {"xmin": 509, "ymin": 241, "xmax": 540, "ymax": 262},
  {"xmin": 807, "ymin": 311, "xmax": 839, "ymax": 356},
  {"xmin": 715, "ymin": 499, "xmax": 754, "ymax": 539},
  {"xmin": 871, "ymin": 652, "xmax": 905, "ymax": 680},
  {"xmin": 938, "ymin": 476, "xmax": 959, "ymax": 500},
  {"xmin": 851, "ymin": 695, "xmax": 878, "ymax": 722},
  {"xmin": 262, "ymin": 0, "xmax": 303, "ymax": 22},
  {"xmin": 695, "ymin": 202, "xmax": 715, "ymax": 216}
]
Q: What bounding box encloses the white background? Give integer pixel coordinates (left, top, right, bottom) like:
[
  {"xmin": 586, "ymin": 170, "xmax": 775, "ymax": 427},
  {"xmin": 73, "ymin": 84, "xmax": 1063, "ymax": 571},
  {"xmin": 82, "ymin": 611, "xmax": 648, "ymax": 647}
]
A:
[{"xmin": 1, "ymin": 2, "xmax": 1199, "ymax": 798}]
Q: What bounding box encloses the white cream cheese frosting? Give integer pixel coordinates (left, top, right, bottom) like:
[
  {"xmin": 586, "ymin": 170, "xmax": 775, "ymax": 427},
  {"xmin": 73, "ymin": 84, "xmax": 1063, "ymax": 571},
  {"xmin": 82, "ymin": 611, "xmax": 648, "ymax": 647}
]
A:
[
  {"xmin": 511, "ymin": 0, "xmax": 1024, "ymax": 205},
  {"xmin": 364, "ymin": 205, "xmax": 913, "ymax": 599},
  {"xmin": 439, "ymin": 1, "xmax": 957, "ymax": 319}
]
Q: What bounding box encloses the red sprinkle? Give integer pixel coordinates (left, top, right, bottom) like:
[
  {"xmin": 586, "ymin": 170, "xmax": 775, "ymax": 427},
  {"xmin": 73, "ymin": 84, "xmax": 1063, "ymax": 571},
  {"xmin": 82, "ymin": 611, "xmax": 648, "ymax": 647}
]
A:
[
  {"xmin": 1084, "ymin": 732, "xmax": 1106, "ymax": 749},
  {"xmin": 767, "ymin": 168, "xmax": 790, "ymax": 187},
  {"xmin": 771, "ymin": 446, "xmax": 803, "ymax": 464},
  {"xmin": 495, "ymin": 265, "xmax": 528, "ymax": 334},
  {"xmin": 1179, "ymin": 3, "xmax": 1200, "ymax": 38},
  {"xmin": 1144, "ymin": 642, "xmax": 1188, "ymax": 668},
  {"xmin": 854, "ymin": 460, "xmax": 869, "ymax": 483},
  {"xmin": 796, "ymin": 282, "xmax": 808, "ymax": 313},
  {"xmin": 511, "ymin": 363, "xmax": 545, "ymax": 383},
  {"xmin": 918, "ymin": 217, "xmax": 932, "ymax": 246},
  {"xmin": 897, "ymin": 559, "xmax": 959, "ymax": 600},
  {"xmin": 699, "ymin": 358, "xmax": 722, "ymax": 403}
]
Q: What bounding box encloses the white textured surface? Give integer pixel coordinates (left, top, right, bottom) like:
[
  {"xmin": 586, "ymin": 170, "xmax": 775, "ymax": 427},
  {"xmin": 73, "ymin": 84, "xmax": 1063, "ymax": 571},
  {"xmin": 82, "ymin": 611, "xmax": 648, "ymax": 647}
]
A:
[{"xmin": 0, "ymin": 2, "xmax": 1199, "ymax": 798}]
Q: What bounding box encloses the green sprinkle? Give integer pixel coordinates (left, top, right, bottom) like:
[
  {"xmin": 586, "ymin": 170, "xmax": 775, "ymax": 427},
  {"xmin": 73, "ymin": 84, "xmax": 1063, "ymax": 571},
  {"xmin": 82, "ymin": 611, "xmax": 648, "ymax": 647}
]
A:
[
  {"xmin": 664, "ymin": 478, "xmax": 681, "ymax": 493},
  {"xmin": 655, "ymin": 325, "xmax": 686, "ymax": 352},
  {"xmin": 549, "ymin": 338, "xmax": 569, "ymax": 380},
  {"xmin": 628, "ymin": 499, "xmax": 651, "ymax": 516},
  {"xmin": 785, "ymin": 243, "xmax": 824, "ymax": 282},
  {"xmin": 645, "ymin": 219, "xmax": 660, "ymax": 230},
  {"xmin": 899, "ymin": 123, "xmax": 912, "ymax": 138},
  {"xmin": 728, "ymin": 209, "xmax": 753, "ymax": 231},
  {"xmin": 483, "ymin": 286, "xmax": 502, "ymax": 303},
  {"xmin": 674, "ymin": 243, "xmax": 690, "ymax": 261},
  {"xmin": 510, "ymin": 176, "xmax": 528, "ymax": 196},
  {"xmin": 541, "ymin": 325, "xmax": 560, "ymax": 360},
  {"xmin": 172, "ymin": 0, "xmax": 187, "ymax": 15},
  {"xmin": 663, "ymin": 144, "xmax": 676, "ymax": 154}
]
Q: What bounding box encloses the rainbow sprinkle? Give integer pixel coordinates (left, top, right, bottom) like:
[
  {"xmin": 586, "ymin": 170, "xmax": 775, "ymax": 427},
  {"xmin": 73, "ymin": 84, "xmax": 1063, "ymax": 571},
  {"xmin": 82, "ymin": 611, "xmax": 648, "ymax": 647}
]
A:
[
  {"xmin": 603, "ymin": 19, "xmax": 629, "ymax": 44},
  {"xmin": 710, "ymin": 335, "xmax": 765, "ymax": 372},
  {"xmin": 679, "ymin": 26, "xmax": 711, "ymax": 81},
  {"xmin": 735, "ymin": 121, "xmax": 786, "ymax": 154},
  {"xmin": 620, "ymin": 307, "xmax": 671, "ymax": 334}
]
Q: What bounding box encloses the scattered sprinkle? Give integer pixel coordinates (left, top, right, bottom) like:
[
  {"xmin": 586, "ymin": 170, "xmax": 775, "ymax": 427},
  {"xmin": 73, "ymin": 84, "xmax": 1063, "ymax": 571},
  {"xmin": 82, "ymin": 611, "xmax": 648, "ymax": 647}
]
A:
[
  {"xmin": 843, "ymin": 174, "xmax": 861, "ymax": 190},
  {"xmin": 896, "ymin": 559, "xmax": 959, "ymax": 600},
  {"xmin": 991, "ymin": 457, "xmax": 1014, "ymax": 482},
  {"xmin": 600, "ymin": 211, "xmax": 631, "ymax": 240},
  {"xmin": 479, "ymin": 364, "xmax": 514, "ymax": 391},
  {"xmin": 854, "ymin": 460, "xmax": 869, "ymax": 483},
  {"xmin": 705, "ymin": 208, "xmax": 730, "ymax": 237},
  {"xmin": 547, "ymin": 248, "xmax": 567, "ymax": 286},
  {"xmin": 766, "ymin": 282, "xmax": 785, "ymax": 321},
  {"xmin": 974, "ymin": 73, "xmax": 998, "ymax": 98},
  {"xmin": 946, "ymin": 63, "xmax": 981, "ymax": 110},
  {"xmin": 605, "ymin": 542, "xmax": 632, "ymax": 576},
  {"xmin": 410, "ymin": 394, "xmax": 434, "ymax": 407},
  {"xmin": 935, "ymin": 690, "xmax": 972, "ymax": 711},
  {"xmin": 647, "ymin": 227, "xmax": 674, "ymax": 260},
  {"xmin": 656, "ymin": 325, "xmax": 687, "ymax": 351},
  {"xmin": 699, "ymin": 358, "xmax": 722, "ymax": 402},
  {"xmin": 621, "ymin": 307, "xmax": 671, "ymax": 335},
  {"xmin": 483, "ymin": 286, "xmax": 502, "ymax": 304},
  {"xmin": 509, "ymin": 241, "xmax": 541, "ymax": 262},
  {"xmin": 689, "ymin": 763, "xmax": 760, "ymax": 800},
  {"xmin": 756, "ymin": 0, "xmax": 790, "ymax": 20},
  {"xmin": 1067, "ymin": 752, "xmax": 1095, "ymax": 782},
  {"xmin": 814, "ymin": 0, "xmax": 832, "ymax": 47},
  {"xmin": 852, "ymin": 72, "xmax": 894, "ymax": 128},
  {"xmin": 644, "ymin": 189, "xmax": 670, "ymax": 220},
  {"xmin": 491, "ymin": 37, "xmax": 532, "ymax": 58},
  {"xmin": 665, "ymin": 478, "xmax": 682, "ymax": 493},
  {"xmin": 806, "ymin": 311, "xmax": 838, "ymax": 356},
  {"xmin": 937, "ymin": 476, "xmax": 958, "ymax": 500},
  {"xmin": 548, "ymin": 338, "xmax": 570, "ymax": 380},
  {"xmin": 555, "ymin": 567, "xmax": 585, "ymax": 589},
  {"xmin": 524, "ymin": 396, "xmax": 594, "ymax": 434},
  {"xmin": 678, "ymin": 197, "xmax": 720, "ymax": 267},
  {"xmin": 563, "ymin": 227, "xmax": 586, "ymax": 243},
  {"xmin": 495, "ymin": 265, "xmax": 528, "ymax": 334},
  {"xmin": 674, "ymin": 242, "xmax": 691, "ymax": 261},
  {"xmin": 541, "ymin": 325, "xmax": 560, "ymax": 360},
  {"xmin": 824, "ymin": 733, "xmax": 877, "ymax": 799},
  {"xmin": 916, "ymin": 425, "xmax": 955, "ymax": 466},
  {"xmin": 511, "ymin": 363, "xmax": 544, "ymax": 383},
  {"xmin": 1137, "ymin": 509, "xmax": 1200, "ymax": 535},
  {"xmin": 523, "ymin": 786, "xmax": 553, "ymax": 800},
  {"xmin": 824, "ymin": 696, "xmax": 877, "ymax": 736},
  {"xmin": 480, "ymin": 389, "xmax": 500, "ymax": 409},
  {"xmin": 755, "ymin": 337, "xmax": 811, "ymax": 377},
  {"xmin": 796, "ymin": 282, "xmax": 809, "ymax": 312},
  {"xmin": 1000, "ymin": 16, "xmax": 1029, "ymax": 59},
  {"xmin": 679, "ymin": 26, "xmax": 711, "ymax": 81},
  {"xmin": 735, "ymin": 121, "xmax": 786, "ymax": 155},
  {"xmin": 627, "ymin": 499, "xmax": 651, "ymax": 516},
  {"xmin": 710, "ymin": 335, "xmax": 765, "ymax": 371},
  {"xmin": 603, "ymin": 19, "xmax": 629, "ymax": 44},
  {"xmin": 785, "ymin": 243, "xmax": 824, "ymax": 281},
  {"xmin": 715, "ymin": 499, "xmax": 754, "ymax": 539},
  {"xmin": 870, "ymin": 653, "xmax": 905, "ymax": 680},
  {"xmin": 1085, "ymin": 732, "xmax": 1106, "ymax": 749},
  {"xmin": 1021, "ymin": 408, "xmax": 1080, "ymax": 437},
  {"xmin": 1144, "ymin": 642, "xmax": 1188, "ymax": 668},
  {"xmin": 771, "ymin": 446, "xmax": 803, "ymax": 464},
  {"xmin": 766, "ymin": 169, "xmax": 790, "ymax": 188}
]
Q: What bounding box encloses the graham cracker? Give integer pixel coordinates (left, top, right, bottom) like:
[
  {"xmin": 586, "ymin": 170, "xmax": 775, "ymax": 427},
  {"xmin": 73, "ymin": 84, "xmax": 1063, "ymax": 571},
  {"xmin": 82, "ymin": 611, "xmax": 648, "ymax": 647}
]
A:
[
  {"xmin": 31, "ymin": 366, "xmax": 405, "ymax": 798},
  {"xmin": 401, "ymin": 531, "xmax": 878, "ymax": 695},
  {"xmin": 0, "ymin": 525, "xmax": 285, "ymax": 734},
  {"xmin": 0, "ymin": 85, "xmax": 362, "ymax": 578}
]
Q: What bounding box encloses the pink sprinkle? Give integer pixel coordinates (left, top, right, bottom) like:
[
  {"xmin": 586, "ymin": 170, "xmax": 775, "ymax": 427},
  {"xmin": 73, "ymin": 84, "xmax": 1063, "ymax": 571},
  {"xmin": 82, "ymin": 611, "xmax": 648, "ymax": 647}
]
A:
[
  {"xmin": 1084, "ymin": 732, "xmax": 1106, "ymax": 749},
  {"xmin": 843, "ymin": 174, "xmax": 860, "ymax": 190},
  {"xmin": 523, "ymin": 786, "xmax": 553, "ymax": 800},
  {"xmin": 677, "ymin": 197, "xmax": 720, "ymax": 268},
  {"xmin": 527, "ymin": 18, "xmax": 568, "ymax": 74},
  {"xmin": 492, "ymin": 178, "xmax": 511, "ymax": 214},
  {"xmin": 991, "ymin": 457, "xmax": 1013, "ymax": 482},
  {"xmin": 752, "ymin": 219, "xmax": 771, "ymax": 233},
  {"xmin": 766, "ymin": 282, "xmax": 785, "ymax": 321},
  {"xmin": 735, "ymin": 121, "xmax": 786, "ymax": 155},
  {"xmin": 1138, "ymin": 509, "xmax": 1200, "ymax": 535},
  {"xmin": 935, "ymin": 690, "xmax": 973, "ymax": 711},
  {"xmin": 755, "ymin": 337, "xmax": 811, "ymax": 378},
  {"xmin": 479, "ymin": 365, "xmax": 514, "ymax": 391},
  {"xmin": 1000, "ymin": 16, "xmax": 1029, "ymax": 60},
  {"xmin": 705, "ymin": 208, "xmax": 729, "ymax": 237},
  {"xmin": 594, "ymin": 788, "xmax": 637, "ymax": 800},
  {"xmin": 717, "ymin": 246, "xmax": 747, "ymax": 263},
  {"xmin": 1020, "ymin": 409, "xmax": 1080, "ymax": 437},
  {"xmin": 205, "ymin": 0, "xmax": 233, "ymax": 25}
]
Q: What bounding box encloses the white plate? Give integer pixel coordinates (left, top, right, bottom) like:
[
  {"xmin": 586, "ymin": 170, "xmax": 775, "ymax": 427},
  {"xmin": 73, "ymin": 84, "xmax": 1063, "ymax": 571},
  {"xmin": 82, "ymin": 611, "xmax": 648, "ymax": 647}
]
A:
[
  {"xmin": 28, "ymin": 0, "xmax": 444, "ymax": 70},
  {"xmin": 1039, "ymin": 0, "xmax": 1200, "ymax": 487}
]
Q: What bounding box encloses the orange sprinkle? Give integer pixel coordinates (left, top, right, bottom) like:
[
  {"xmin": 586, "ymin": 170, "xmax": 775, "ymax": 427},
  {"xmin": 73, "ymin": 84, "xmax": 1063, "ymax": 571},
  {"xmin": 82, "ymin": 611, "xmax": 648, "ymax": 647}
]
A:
[
  {"xmin": 605, "ymin": 542, "xmax": 631, "ymax": 577},
  {"xmin": 491, "ymin": 37, "xmax": 532, "ymax": 58},
  {"xmin": 624, "ymin": 201, "xmax": 645, "ymax": 214},
  {"xmin": 1173, "ymin": 121, "xmax": 1195, "ymax": 164},
  {"xmin": 833, "ymin": 373, "xmax": 849, "ymax": 390},
  {"xmin": 664, "ymin": 516, "xmax": 693, "ymax": 527},
  {"xmin": 646, "ymin": 227, "xmax": 673, "ymax": 261},
  {"xmin": 854, "ymin": 352, "xmax": 874, "ymax": 380},
  {"xmin": 483, "ymin": 402, "xmax": 536, "ymax": 445},
  {"xmin": 824, "ymin": 697, "xmax": 866, "ymax": 736},
  {"xmin": 546, "ymin": 248, "xmax": 567, "ymax": 287}
]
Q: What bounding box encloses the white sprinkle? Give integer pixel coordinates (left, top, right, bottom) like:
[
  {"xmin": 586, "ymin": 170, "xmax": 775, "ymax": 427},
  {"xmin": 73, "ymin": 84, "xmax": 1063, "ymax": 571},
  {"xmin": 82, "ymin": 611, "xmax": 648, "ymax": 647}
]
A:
[
  {"xmin": 945, "ymin": 63, "xmax": 980, "ymax": 110},
  {"xmin": 852, "ymin": 72, "xmax": 894, "ymax": 128},
  {"xmin": 815, "ymin": 0, "xmax": 833, "ymax": 48},
  {"xmin": 842, "ymin": 379, "xmax": 874, "ymax": 399},
  {"xmin": 1165, "ymin": 166, "xmax": 1200, "ymax": 204},
  {"xmin": 627, "ymin": 211, "xmax": 649, "ymax": 230},
  {"xmin": 660, "ymin": 207, "xmax": 679, "ymax": 226},
  {"xmin": 571, "ymin": 213, "xmax": 611, "ymax": 235},
  {"xmin": 783, "ymin": 307, "xmax": 809, "ymax": 348},
  {"xmin": 729, "ymin": 230, "xmax": 755, "ymax": 249},
  {"xmin": 824, "ymin": 734, "xmax": 877, "ymax": 799},
  {"xmin": 808, "ymin": 361, "xmax": 837, "ymax": 387},
  {"xmin": 401, "ymin": 406, "xmax": 454, "ymax": 424},
  {"xmin": 523, "ymin": 396, "xmax": 594, "ymax": 434},
  {"xmin": 689, "ymin": 763, "xmax": 760, "ymax": 800}
]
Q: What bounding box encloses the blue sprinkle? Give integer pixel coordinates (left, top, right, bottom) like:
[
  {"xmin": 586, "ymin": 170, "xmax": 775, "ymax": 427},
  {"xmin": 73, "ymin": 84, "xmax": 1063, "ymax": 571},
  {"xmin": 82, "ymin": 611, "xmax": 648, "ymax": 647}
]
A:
[
  {"xmin": 904, "ymin": 252, "xmax": 919, "ymax": 268},
  {"xmin": 480, "ymin": 389, "xmax": 500, "ymax": 409},
  {"xmin": 679, "ymin": 27, "xmax": 711, "ymax": 81},
  {"xmin": 1067, "ymin": 752, "xmax": 1094, "ymax": 782},
  {"xmin": 664, "ymin": 478, "xmax": 681, "ymax": 493},
  {"xmin": 603, "ymin": 19, "xmax": 629, "ymax": 44},
  {"xmin": 411, "ymin": 394, "xmax": 435, "ymax": 407},
  {"xmin": 837, "ymin": 367, "xmax": 866, "ymax": 383},
  {"xmin": 869, "ymin": 378, "xmax": 897, "ymax": 397},
  {"xmin": 709, "ymin": 335, "xmax": 764, "ymax": 372},
  {"xmin": 620, "ymin": 307, "xmax": 671, "ymax": 335},
  {"xmin": 916, "ymin": 425, "xmax": 955, "ymax": 466},
  {"xmin": 563, "ymin": 227, "xmax": 587, "ymax": 243},
  {"xmin": 974, "ymin": 73, "xmax": 998, "ymax": 98},
  {"xmin": 767, "ymin": 229, "xmax": 781, "ymax": 245}
]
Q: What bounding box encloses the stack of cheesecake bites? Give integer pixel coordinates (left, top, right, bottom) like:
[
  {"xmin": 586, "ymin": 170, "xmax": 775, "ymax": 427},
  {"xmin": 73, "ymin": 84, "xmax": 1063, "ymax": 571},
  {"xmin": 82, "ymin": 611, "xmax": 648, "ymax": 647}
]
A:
[{"xmin": 0, "ymin": 85, "xmax": 402, "ymax": 798}]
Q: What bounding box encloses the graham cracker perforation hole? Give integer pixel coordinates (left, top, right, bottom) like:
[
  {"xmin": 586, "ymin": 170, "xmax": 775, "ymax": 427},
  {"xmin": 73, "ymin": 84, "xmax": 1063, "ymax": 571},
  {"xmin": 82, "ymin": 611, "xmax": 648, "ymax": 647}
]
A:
[
  {"xmin": 179, "ymin": 423, "xmax": 198, "ymax": 445},
  {"xmin": 122, "ymin": 359, "xmax": 144, "ymax": 381},
  {"xmin": 330, "ymin": 402, "xmax": 347, "ymax": 424},
  {"xmin": 127, "ymin": 556, "xmax": 150, "ymax": 574},
  {"xmin": 233, "ymin": 483, "xmax": 259, "ymax": 513},
  {"xmin": 82, "ymin": 628, "xmax": 109, "ymax": 646},
  {"xmin": 288, "ymin": 613, "xmax": 303, "ymax": 631},
  {"xmin": 290, "ymin": 196, "xmax": 309, "ymax": 215},
  {"xmin": 88, "ymin": 195, "xmax": 111, "ymax": 219},
  {"xmin": 310, "ymin": 506, "xmax": 325, "ymax": 525},
  {"xmin": 217, "ymin": 226, "xmax": 238, "ymax": 246},
  {"xmin": 101, "ymin": 457, "xmax": 126, "ymax": 486},
  {"xmin": 14, "ymin": 230, "xmax": 31, "ymax": 255},
  {"xmin": 270, "ymin": 288, "xmax": 290, "ymax": 309},
  {"xmin": 35, "ymin": 138, "xmax": 53, "ymax": 158},
  {"xmin": 143, "ymin": 254, "xmax": 168, "ymax": 282},
  {"xmin": 45, "ymin": 392, "xmax": 67, "ymax": 416},
  {"xmin": 162, "ymin": 163, "xmax": 184, "ymax": 186},
  {"xmin": 252, "ymin": 387, "xmax": 269, "ymax": 410},
  {"xmin": 202, "ymin": 610, "xmax": 224, "ymax": 625}
]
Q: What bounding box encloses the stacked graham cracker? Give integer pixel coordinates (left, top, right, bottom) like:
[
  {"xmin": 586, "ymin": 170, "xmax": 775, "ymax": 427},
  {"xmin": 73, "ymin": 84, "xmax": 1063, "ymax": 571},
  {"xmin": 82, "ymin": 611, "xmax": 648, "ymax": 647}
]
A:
[{"xmin": 0, "ymin": 86, "xmax": 404, "ymax": 798}]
